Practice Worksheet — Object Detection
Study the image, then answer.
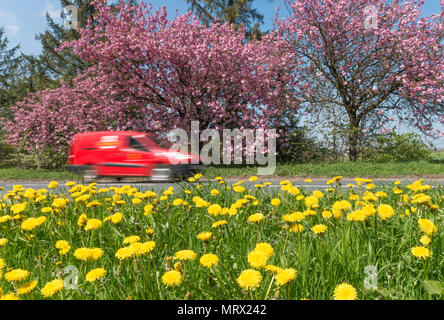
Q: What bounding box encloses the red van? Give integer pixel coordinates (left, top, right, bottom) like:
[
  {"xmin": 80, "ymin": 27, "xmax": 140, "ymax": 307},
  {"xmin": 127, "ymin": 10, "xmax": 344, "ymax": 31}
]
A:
[{"xmin": 68, "ymin": 131, "xmax": 202, "ymax": 181}]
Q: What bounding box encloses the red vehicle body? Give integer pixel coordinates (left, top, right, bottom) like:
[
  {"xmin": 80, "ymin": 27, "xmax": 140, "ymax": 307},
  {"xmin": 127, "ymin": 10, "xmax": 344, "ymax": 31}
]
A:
[{"xmin": 68, "ymin": 131, "xmax": 202, "ymax": 181}]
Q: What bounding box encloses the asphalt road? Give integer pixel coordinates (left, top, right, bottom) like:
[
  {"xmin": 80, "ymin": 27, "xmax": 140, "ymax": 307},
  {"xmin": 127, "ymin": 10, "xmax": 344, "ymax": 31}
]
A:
[{"xmin": 0, "ymin": 177, "xmax": 442, "ymax": 193}]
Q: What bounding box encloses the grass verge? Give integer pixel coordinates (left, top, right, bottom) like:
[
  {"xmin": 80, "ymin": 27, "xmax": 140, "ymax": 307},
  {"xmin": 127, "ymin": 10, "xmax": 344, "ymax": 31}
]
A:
[{"xmin": 0, "ymin": 159, "xmax": 443, "ymax": 181}]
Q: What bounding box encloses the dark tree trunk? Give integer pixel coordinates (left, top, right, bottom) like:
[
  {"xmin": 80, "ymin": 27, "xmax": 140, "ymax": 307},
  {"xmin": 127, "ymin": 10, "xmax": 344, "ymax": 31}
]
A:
[{"xmin": 347, "ymin": 112, "xmax": 360, "ymax": 162}]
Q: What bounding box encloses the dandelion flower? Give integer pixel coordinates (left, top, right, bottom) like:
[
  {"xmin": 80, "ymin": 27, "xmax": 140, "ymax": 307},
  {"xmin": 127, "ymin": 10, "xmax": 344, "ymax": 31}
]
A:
[
  {"xmin": 254, "ymin": 243, "xmax": 274, "ymax": 258},
  {"xmin": 418, "ymin": 219, "xmax": 437, "ymax": 236},
  {"xmin": 420, "ymin": 235, "xmax": 431, "ymax": 246},
  {"xmin": 48, "ymin": 181, "xmax": 59, "ymax": 189},
  {"xmin": 5, "ymin": 269, "xmax": 30, "ymax": 282},
  {"xmin": 0, "ymin": 238, "xmax": 8, "ymax": 247},
  {"xmin": 77, "ymin": 214, "xmax": 88, "ymax": 227},
  {"xmin": 115, "ymin": 246, "xmax": 135, "ymax": 260},
  {"xmin": 0, "ymin": 293, "xmax": 20, "ymax": 300},
  {"xmin": 197, "ymin": 232, "xmax": 212, "ymax": 241},
  {"xmin": 377, "ymin": 204, "xmax": 395, "ymax": 220},
  {"xmin": 333, "ymin": 283, "xmax": 358, "ymax": 300},
  {"xmin": 212, "ymin": 220, "xmax": 228, "ymax": 228},
  {"xmin": 265, "ymin": 265, "xmax": 283, "ymax": 274},
  {"xmin": 123, "ymin": 235, "xmax": 141, "ymax": 245},
  {"xmin": 207, "ymin": 204, "xmax": 222, "ymax": 216},
  {"xmin": 411, "ymin": 246, "xmax": 431, "ymax": 259},
  {"xmin": 275, "ymin": 268, "xmax": 297, "ymax": 285},
  {"xmin": 41, "ymin": 279, "xmax": 64, "ymax": 297},
  {"xmin": 55, "ymin": 240, "xmax": 71, "ymax": 255},
  {"xmin": 200, "ymin": 254, "xmax": 220, "ymax": 268},
  {"xmin": 271, "ymin": 198, "xmax": 281, "ymax": 206},
  {"xmin": 104, "ymin": 212, "xmax": 123, "ymax": 224},
  {"xmin": 237, "ymin": 269, "xmax": 262, "ymax": 291},
  {"xmin": 248, "ymin": 213, "xmax": 265, "ymax": 224},
  {"xmin": 162, "ymin": 270, "xmax": 183, "ymax": 287},
  {"xmin": 174, "ymin": 250, "xmax": 197, "ymax": 261},
  {"xmin": 312, "ymin": 224, "xmax": 327, "ymax": 234},
  {"xmin": 86, "ymin": 268, "xmax": 106, "ymax": 282},
  {"xmin": 74, "ymin": 248, "xmax": 104, "ymax": 261},
  {"xmin": 84, "ymin": 218, "xmax": 102, "ymax": 231},
  {"xmin": 289, "ymin": 224, "xmax": 304, "ymax": 233},
  {"xmin": 17, "ymin": 280, "xmax": 38, "ymax": 295},
  {"xmin": 248, "ymin": 250, "xmax": 269, "ymax": 269}
]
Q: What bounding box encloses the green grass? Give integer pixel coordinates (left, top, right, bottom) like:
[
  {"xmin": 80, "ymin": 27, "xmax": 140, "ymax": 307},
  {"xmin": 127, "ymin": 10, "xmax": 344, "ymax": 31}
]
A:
[
  {"xmin": 203, "ymin": 160, "xmax": 444, "ymax": 179},
  {"xmin": 0, "ymin": 168, "xmax": 78, "ymax": 181},
  {"xmin": 0, "ymin": 179, "xmax": 442, "ymax": 299},
  {"xmin": 0, "ymin": 158, "xmax": 443, "ymax": 181},
  {"xmin": 432, "ymin": 150, "xmax": 444, "ymax": 161}
]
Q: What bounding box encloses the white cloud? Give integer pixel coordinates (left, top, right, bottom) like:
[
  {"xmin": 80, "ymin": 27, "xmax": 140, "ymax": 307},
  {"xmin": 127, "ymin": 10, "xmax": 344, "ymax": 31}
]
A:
[
  {"xmin": 0, "ymin": 10, "xmax": 19, "ymax": 36},
  {"xmin": 42, "ymin": 2, "xmax": 62, "ymax": 20}
]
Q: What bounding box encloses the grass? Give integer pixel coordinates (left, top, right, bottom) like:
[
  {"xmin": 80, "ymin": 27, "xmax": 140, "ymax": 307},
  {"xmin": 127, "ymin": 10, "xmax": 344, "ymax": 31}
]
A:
[
  {"xmin": 0, "ymin": 177, "xmax": 442, "ymax": 300},
  {"xmin": 0, "ymin": 168, "xmax": 78, "ymax": 181},
  {"xmin": 0, "ymin": 157, "xmax": 443, "ymax": 181},
  {"xmin": 203, "ymin": 160, "xmax": 444, "ymax": 179},
  {"xmin": 432, "ymin": 150, "xmax": 444, "ymax": 161}
]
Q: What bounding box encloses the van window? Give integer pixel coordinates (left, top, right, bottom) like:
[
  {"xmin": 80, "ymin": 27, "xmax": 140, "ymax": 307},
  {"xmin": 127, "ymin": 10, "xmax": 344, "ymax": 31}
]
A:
[{"xmin": 129, "ymin": 137, "xmax": 148, "ymax": 152}]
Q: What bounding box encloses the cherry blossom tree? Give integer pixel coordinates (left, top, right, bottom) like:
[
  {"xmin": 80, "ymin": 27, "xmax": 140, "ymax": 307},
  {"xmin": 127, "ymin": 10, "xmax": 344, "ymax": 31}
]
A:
[
  {"xmin": 5, "ymin": 0, "xmax": 296, "ymax": 157},
  {"xmin": 276, "ymin": 0, "xmax": 443, "ymax": 161}
]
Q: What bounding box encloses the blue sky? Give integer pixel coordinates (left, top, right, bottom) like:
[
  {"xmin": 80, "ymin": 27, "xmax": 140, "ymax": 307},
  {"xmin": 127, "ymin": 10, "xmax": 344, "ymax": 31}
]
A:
[
  {"xmin": 2, "ymin": 1, "xmax": 440, "ymax": 55},
  {"xmin": 1, "ymin": 0, "xmax": 442, "ymax": 148}
]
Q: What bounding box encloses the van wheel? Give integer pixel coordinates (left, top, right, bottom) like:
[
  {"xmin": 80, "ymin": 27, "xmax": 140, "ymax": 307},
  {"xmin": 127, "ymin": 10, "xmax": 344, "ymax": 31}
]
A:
[{"xmin": 82, "ymin": 166, "xmax": 97, "ymax": 183}]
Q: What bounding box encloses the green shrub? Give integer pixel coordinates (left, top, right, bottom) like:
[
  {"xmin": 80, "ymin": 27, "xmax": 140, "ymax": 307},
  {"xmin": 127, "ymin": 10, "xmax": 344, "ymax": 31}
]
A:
[
  {"xmin": 360, "ymin": 131, "xmax": 432, "ymax": 162},
  {"xmin": 277, "ymin": 128, "xmax": 332, "ymax": 163}
]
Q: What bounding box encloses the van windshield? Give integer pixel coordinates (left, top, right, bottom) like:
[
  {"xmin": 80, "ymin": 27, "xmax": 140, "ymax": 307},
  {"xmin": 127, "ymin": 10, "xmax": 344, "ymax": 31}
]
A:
[{"xmin": 131, "ymin": 135, "xmax": 169, "ymax": 151}]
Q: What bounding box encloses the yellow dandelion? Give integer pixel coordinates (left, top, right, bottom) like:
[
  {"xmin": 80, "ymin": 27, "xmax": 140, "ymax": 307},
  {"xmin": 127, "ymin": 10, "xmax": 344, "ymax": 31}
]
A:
[
  {"xmin": 174, "ymin": 250, "xmax": 197, "ymax": 261},
  {"xmin": 197, "ymin": 231, "xmax": 212, "ymax": 241},
  {"xmin": 55, "ymin": 240, "xmax": 71, "ymax": 255},
  {"xmin": 212, "ymin": 220, "xmax": 228, "ymax": 228},
  {"xmin": 237, "ymin": 269, "xmax": 262, "ymax": 291},
  {"xmin": 247, "ymin": 250, "xmax": 269, "ymax": 269},
  {"xmin": 377, "ymin": 204, "xmax": 395, "ymax": 221},
  {"xmin": 248, "ymin": 213, "xmax": 265, "ymax": 223},
  {"xmin": 411, "ymin": 246, "xmax": 431, "ymax": 259},
  {"xmin": 41, "ymin": 279, "xmax": 64, "ymax": 297},
  {"xmin": 5, "ymin": 269, "xmax": 30, "ymax": 282},
  {"xmin": 85, "ymin": 268, "xmax": 106, "ymax": 282},
  {"xmin": 162, "ymin": 270, "xmax": 183, "ymax": 287},
  {"xmin": 333, "ymin": 283, "xmax": 358, "ymax": 300},
  {"xmin": 84, "ymin": 218, "xmax": 102, "ymax": 231},
  {"xmin": 123, "ymin": 235, "xmax": 141, "ymax": 245},
  {"xmin": 115, "ymin": 246, "xmax": 135, "ymax": 260},
  {"xmin": 275, "ymin": 268, "xmax": 297, "ymax": 285},
  {"xmin": 312, "ymin": 224, "xmax": 327, "ymax": 234},
  {"xmin": 17, "ymin": 280, "xmax": 38, "ymax": 295},
  {"xmin": 200, "ymin": 254, "xmax": 220, "ymax": 268}
]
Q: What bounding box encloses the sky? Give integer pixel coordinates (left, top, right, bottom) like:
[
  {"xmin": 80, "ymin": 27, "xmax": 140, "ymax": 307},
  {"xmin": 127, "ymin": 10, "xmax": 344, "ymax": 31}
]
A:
[{"xmin": 0, "ymin": 0, "xmax": 443, "ymax": 148}]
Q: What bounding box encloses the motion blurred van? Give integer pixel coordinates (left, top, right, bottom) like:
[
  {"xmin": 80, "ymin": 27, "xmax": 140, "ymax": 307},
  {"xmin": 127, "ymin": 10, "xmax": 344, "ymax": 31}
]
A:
[{"xmin": 68, "ymin": 131, "xmax": 202, "ymax": 181}]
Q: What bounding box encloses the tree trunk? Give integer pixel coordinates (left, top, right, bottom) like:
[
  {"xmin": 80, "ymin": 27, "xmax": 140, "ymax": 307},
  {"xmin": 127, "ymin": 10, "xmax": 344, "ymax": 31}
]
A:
[{"xmin": 348, "ymin": 113, "xmax": 360, "ymax": 162}]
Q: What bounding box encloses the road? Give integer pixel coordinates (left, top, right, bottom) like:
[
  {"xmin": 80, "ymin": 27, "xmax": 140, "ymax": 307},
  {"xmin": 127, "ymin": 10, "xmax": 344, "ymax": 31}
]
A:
[{"xmin": 0, "ymin": 177, "xmax": 442, "ymax": 193}]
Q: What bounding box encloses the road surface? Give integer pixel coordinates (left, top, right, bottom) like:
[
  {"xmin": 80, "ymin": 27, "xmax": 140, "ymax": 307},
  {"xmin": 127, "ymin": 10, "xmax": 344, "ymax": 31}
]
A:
[{"xmin": 0, "ymin": 177, "xmax": 442, "ymax": 193}]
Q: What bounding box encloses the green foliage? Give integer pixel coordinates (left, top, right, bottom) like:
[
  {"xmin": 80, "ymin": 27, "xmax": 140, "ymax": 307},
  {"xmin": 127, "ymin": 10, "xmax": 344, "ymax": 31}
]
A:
[
  {"xmin": 277, "ymin": 128, "xmax": 332, "ymax": 163},
  {"xmin": 360, "ymin": 131, "xmax": 432, "ymax": 162},
  {"xmin": 185, "ymin": 0, "xmax": 267, "ymax": 39},
  {"xmin": 0, "ymin": 27, "xmax": 21, "ymax": 119}
]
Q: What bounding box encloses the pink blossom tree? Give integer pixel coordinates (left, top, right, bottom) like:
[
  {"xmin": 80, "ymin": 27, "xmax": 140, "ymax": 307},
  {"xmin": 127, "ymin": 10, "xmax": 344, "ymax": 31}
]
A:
[
  {"xmin": 5, "ymin": 0, "xmax": 296, "ymax": 157},
  {"xmin": 276, "ymin": 0, "xmax": 443, "ymax": 161}
]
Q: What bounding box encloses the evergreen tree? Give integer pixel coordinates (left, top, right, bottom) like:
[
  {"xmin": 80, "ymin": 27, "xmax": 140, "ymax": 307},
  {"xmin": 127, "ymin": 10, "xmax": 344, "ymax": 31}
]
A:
[
  {"xmin": 0, "ymin": 27, "xmax": 20, "ymax": 121},
  {"xmin": 185, "ymin": 0, "xmax": 270, "ymax": 39}
]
